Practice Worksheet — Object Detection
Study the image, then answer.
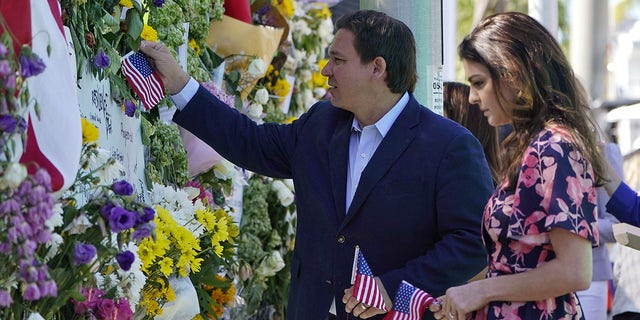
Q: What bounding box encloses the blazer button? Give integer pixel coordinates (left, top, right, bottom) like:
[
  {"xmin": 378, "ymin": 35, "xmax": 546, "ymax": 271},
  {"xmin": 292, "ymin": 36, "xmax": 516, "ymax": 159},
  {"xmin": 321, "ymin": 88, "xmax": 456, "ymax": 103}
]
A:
[{"xmin": 337, "ymin": 235, "xmax": 345, "ymax": 243}]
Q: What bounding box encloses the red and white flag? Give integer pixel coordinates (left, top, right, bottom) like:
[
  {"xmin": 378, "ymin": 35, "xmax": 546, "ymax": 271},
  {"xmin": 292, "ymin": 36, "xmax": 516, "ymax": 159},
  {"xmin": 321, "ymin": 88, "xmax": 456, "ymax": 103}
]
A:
[
  {"xmin": 352, "ymin": 247, "xmax": 387, "ymax": 311},
  {"xmin": 384, "ymin": 280, "xmax": 436, "ymax": 320},
  {"xmin": 121, "ymin": 51, "xmax": 165, "ymax": 110},
  {"xmin": 1, "ymin": 0, "xmax": 82, "ymax": 193}
]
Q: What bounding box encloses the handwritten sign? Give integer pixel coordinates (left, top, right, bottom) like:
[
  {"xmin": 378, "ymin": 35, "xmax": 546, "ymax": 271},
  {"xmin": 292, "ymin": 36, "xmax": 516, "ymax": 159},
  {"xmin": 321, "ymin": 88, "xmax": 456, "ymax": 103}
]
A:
[{"xmin": 77, "ymin": 68, "xmax": 149, "ymax": 202}]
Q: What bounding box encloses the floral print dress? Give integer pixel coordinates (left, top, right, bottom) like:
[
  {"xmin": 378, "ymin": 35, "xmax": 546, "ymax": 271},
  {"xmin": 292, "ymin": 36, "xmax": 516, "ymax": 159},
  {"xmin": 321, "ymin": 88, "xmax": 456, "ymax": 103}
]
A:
[{"xmin": 475, "ymin": 127, "xmax": 598, "ymax": 320}]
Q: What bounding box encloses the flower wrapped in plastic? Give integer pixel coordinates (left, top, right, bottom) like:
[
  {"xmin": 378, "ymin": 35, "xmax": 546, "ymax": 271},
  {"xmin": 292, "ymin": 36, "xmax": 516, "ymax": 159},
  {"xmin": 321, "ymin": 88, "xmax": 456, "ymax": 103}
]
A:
[{"xmin": 137, "ymin": 182, "xmax": 239, "ymax": 318}]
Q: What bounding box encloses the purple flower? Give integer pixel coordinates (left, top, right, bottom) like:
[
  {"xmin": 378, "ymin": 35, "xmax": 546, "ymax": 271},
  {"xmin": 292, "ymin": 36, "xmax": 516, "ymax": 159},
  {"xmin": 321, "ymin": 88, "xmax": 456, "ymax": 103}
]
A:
[
  {"xmin": 108, "ymin": 207, "xmax": 136, "ymax": 232},
  {"xmin": 0, "ymin": 289, "xmax": 12, "ymax": 307},
  {"xmin": 116, "ymin": 299, "xmax": 133, "ymax": 318},
  {"xmin": 93, "ymin": 49, "xmax": 110, "ymax": 69},
  {"xmin": 32, "ymin": 168, "xmax": 52, "ymax": 191},
  {"xmin": 0, "ymin": 44, "xmax": 7, "ymax": 56},
  {"xmin": 131, "ymin": 223, "xmax": 152, "ymax": 241},
  {"xmin": 116, "ymin": 250, "xmax": 135, "ymax": 271},
  {"xmin": 0, "ymin": 198, "xmax": 21, "ymax": 216},
  {"xmin": 40, "ymin": 280, "xmax": 58, "ymax": 297},
  {"xmin": 5, "ymin": 74, "xmax": 15, "ymax": 90},
  {"xmin": 0, "ymin": 60, "xmax": 11, "ymax": 76},
  {"xmin": 96, "ymin": 298, "xmax": 116, "ymax": 318},
  {"xmin": 112, "ymin": 180, "xmax": 133, "ymax": 196},
  {"xmin": 153, "ymin": 0, "xmax": 164, "ymax": 7},
  {"xmin": 19, "ymin": 52, "xmax": 46, "ymax": 78},
  {"xmin": 141, "ymin": 207, "xmax": 155, "ymax": 223},
  {"xmin": 100, "ymin": 201, "xmax": 116, "ymax": 220},
  {"xmin": 73, "ymin": 243, "xmax": 97, "ymax": 265},
  {"xmin": 0, "ymin": 114, "xmax": 17, "ymax": 133},
  {"xmin": 23, "ymin": 283, "xmax": 41, "ymax": 300},
  {"xmin": 124, "ymin": 100, "xmax": 136, "ymax": 117}
]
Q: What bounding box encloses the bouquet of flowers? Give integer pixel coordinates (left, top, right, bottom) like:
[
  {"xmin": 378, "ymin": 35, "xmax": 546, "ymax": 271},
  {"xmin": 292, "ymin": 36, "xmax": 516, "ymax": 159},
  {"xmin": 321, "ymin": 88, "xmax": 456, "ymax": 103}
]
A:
[
  {"xmin": 37, "ymin": 117, "xmax": 156, "ymax": 319},
  {"xmin": 137, "ymin": 181, "xmax": 239, "ymax": 319}
]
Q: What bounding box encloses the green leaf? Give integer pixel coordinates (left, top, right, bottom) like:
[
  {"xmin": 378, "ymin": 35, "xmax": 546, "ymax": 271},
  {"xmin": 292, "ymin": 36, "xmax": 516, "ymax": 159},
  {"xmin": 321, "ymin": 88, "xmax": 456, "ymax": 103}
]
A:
[{"xmin": 125, "ymin": 9, "xmax": 143, "ymax": 41}]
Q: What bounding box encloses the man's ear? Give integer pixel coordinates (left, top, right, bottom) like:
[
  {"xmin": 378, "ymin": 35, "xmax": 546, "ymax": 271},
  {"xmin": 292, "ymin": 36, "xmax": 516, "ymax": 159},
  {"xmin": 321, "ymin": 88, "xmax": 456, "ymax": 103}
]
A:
[{"xmin": 371, "ymin": 56, "xmax": 387, "ymax": 79}]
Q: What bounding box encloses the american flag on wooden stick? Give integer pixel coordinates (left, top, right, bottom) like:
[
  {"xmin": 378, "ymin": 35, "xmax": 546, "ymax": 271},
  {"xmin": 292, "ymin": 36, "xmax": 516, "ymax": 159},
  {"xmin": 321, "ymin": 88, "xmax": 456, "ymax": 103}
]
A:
[
  {"xmin": 121, "ymin": 51, "xmax": 165, "ymax": 110},
  {"xmin": 352, "ymin": 246, "xmax": 387, "ymax": 311}
]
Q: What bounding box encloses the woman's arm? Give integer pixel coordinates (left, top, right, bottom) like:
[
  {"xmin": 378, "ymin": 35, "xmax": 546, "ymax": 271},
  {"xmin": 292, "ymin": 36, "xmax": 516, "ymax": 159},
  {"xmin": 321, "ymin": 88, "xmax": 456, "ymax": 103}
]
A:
[{"xmin": 436, "ymin": 228, "xmax": 592, "ymax": 320}]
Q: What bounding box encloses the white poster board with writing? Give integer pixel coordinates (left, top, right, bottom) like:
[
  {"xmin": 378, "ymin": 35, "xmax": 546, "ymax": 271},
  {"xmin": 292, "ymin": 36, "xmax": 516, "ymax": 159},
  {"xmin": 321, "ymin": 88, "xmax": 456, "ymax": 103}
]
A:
[{"xmin": 77, "ymin": 68, "xmax": 149, "ymax": 203}]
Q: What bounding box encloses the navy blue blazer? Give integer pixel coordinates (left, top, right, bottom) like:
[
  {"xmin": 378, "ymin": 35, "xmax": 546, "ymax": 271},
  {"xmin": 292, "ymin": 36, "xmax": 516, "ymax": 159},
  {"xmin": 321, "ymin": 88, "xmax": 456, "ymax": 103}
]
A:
[{"xmin": 173, "ymin": 86, "xmax": 494, "ymax": 320}]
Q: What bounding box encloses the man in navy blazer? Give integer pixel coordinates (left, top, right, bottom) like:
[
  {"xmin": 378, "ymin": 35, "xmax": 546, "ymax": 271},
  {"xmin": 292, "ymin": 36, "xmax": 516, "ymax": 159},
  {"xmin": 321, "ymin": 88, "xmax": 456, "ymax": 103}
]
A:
[{"xmin": 141, "ymin": 10, "xmax": 493, "ymax": 320}]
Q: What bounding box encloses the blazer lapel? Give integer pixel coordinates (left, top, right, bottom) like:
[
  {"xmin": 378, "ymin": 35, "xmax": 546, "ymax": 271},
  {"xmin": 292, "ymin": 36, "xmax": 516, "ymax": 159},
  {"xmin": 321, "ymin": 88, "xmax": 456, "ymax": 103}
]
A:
[
  {"xmin": 329, "ymin": 117, "xmax": 351, "ymax": 224},
  {"xmin": 343, "ymin": 97, "xmax": 421, "ymax": 225}
]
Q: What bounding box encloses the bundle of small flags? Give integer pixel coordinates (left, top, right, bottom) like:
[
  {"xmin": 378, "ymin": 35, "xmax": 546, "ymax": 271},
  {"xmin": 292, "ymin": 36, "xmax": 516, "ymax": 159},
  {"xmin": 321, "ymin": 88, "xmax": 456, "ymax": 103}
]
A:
[
  {"xmin": 121, "ymin": 51, "xmax": 165, "ymax": 110},
  {"xmin": 383, "ymin": 280, "xmax": 436, "ymax": 320}
]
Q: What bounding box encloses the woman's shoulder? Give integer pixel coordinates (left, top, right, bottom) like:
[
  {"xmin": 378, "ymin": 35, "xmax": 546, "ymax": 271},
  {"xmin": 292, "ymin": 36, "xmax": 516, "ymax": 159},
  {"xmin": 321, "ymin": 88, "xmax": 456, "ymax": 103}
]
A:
[{"xmin": 532, "ymin": 125, "xmax": 576, "ymax": 146}]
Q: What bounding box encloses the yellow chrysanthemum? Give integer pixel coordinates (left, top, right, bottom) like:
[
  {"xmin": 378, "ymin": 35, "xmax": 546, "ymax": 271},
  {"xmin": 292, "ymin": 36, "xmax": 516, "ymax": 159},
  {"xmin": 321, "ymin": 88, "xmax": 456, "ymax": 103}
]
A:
[
  {"xmin": 320, "ymin": 5, "xmax": 332, "ymax": 19},
  {"xmin": 81, "ymin": 117, "xmax": 99, "ymax": 144},
  {"xmin": 267, "ymin": 77, "xmax": 291, "ymax": 99},
  {"xmin": 119, "ymin": 0, "xmax": 133, "ymax": 8},
  {"xmin": 271, "ymin": 0, "xmax": 294, "ymax": 18},
  {"xmin": 163, "ymin": 283, "xmax": 176, "ymax": 302},
  {"xmin": 159, "ymin": 257, "xmax": 174, "ymax": 276},
  {"xmin": 188, "ymin": 39, "xmax": 201, "ymax": 56},
  {"xmin": 141, "ymin": 24, "xmax": 158, "ymax": 42}
]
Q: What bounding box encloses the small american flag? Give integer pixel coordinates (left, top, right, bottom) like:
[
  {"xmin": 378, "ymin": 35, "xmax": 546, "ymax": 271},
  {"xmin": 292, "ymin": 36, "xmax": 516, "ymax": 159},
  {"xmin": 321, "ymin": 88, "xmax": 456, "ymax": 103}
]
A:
[
  {"xmin": 383, "ymin": 281, "xmax": 436, "ymax": 320},
  {"xmin": 352, "ymin": 248, "xmax": 387, "ymax": 311},
  {"xmin": 121, "ymin": 51, "xmax": 165, "ymax": 110}
]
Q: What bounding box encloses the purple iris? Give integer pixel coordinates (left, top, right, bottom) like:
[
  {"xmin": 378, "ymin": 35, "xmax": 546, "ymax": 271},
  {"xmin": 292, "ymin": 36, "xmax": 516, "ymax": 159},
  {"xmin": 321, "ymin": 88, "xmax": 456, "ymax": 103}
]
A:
[
  {"xmin": 93, "ymin": 49, "xmax": 110, "ymax": 69},
  {"xmin": 153, "ymin": 0, "xmax": 164, "ymax": 7},
  {"xmin": 112, "ymin": 180, "xmax": 133, "ymax": 196},
  {"xmin": 124, "ymin": 100, "xmax": 136, "ymax": 117},
  {"xmin": 19, "ymin": 52, "xmax": 46, "ymax": 78},
  {"xmin": 73, "ymin": 243, "xmax": 97, "ymax": 265},
  {"xmin": 116, "ymin": 250, "xmax": 135, "ymax": 271}
]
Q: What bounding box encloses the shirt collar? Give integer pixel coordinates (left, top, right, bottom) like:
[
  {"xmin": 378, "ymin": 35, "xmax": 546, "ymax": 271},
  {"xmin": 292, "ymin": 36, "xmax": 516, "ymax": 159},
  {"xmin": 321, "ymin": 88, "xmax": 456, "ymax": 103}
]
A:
[{"xmin": 351, "ymin": 92, "xmax": 409, "ymax": 137}]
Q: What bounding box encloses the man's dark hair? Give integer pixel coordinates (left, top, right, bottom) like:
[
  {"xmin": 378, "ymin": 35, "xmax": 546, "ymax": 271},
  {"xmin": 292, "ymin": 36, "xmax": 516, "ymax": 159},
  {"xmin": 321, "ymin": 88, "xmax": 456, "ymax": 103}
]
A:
[{"xmin": 335, "ymin": 10, "xmax": 417, "ymax": 93}]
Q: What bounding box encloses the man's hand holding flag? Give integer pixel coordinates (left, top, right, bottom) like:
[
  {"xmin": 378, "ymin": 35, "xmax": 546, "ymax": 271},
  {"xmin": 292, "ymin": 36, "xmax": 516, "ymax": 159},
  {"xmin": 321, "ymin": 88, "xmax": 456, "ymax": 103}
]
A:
[{"xmin": 343, "ymin": 246, "xmax": 390, "ymax": 318}]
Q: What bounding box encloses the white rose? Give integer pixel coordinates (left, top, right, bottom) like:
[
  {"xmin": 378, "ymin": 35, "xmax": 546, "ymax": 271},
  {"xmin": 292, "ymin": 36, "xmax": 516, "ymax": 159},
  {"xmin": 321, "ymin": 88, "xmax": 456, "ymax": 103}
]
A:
[
  {"xmin": 247, "ymin": 57, "xmax": 267, "ymax": 78},
  {"xmin": 256, "ymin": 250, "xmax": 286, "ymax": 277},
  {"xmin": 0, "ymin": 162, "xmax": 27, "ymax": 190},
  {"xmin": 272, "ymin": 180, "xmax": 294, "ymax": 207},
  {"xmin": 248, "ymin": 102, "xmax": 264, "ymax": 120},
  {"xmin": 254, "ymin": 88, "xmax": 270, "ymax": 105},
  {"xmin": 214, "ymin": 159, "xmax": 236, "ymax": 180}
]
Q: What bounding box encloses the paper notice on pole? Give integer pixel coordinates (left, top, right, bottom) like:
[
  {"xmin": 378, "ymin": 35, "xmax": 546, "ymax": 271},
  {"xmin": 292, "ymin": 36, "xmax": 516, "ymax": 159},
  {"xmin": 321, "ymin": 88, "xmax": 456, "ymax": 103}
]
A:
[{"xmin": 431, "ymin": 65, "xmax": 443, "ymax": 116}]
